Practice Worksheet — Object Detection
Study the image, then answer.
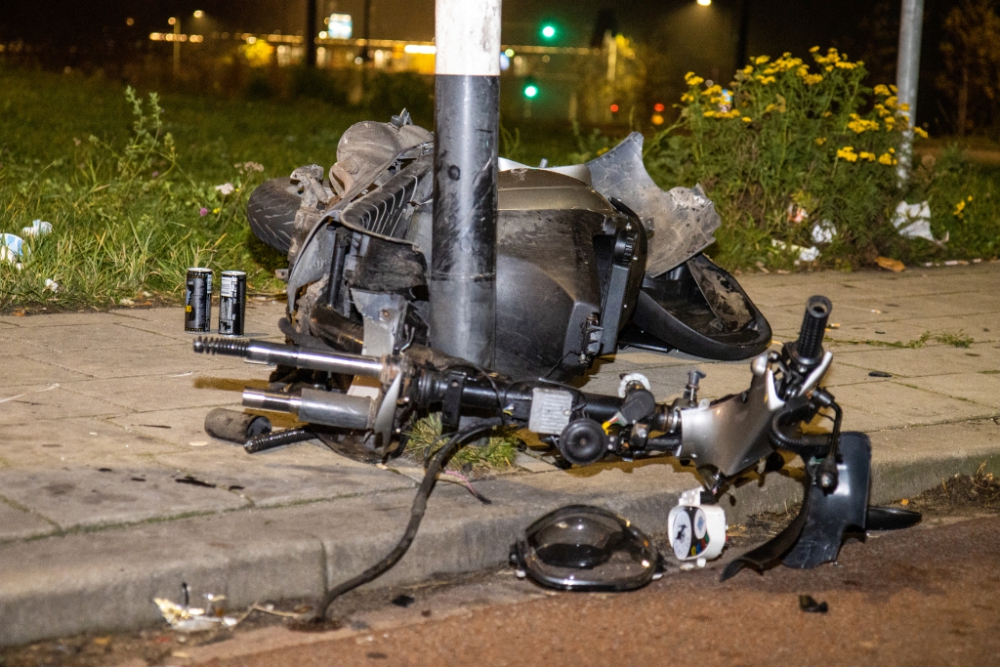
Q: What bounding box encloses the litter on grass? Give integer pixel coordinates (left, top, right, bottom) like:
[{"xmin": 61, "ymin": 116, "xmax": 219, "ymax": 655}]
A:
[
  {"xmin": 772, "ymin": 239, "xmax": 820, "ymax": 263},
  {"xmin": 21, "ymin": 220, "xmax": 53, "ymax": 237},
  {"xmin": 1, "ymin": 233, "xmax": 25, "ymax": 262},
  {"xmin": 892, "ymin": 201, "xmax": 947, "ymax": 245}
]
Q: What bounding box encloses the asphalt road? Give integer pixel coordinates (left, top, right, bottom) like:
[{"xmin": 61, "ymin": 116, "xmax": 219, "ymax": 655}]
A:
[
  {"xmin": 5, "ymin": 509, "xmax": 998, "ymax": 667},
  {"xmin": 196, "ymin": 512, "xmax": 1000, "ymax": 667}
]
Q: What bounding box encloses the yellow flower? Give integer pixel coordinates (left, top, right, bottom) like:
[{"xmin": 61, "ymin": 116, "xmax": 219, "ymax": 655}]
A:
[
  {"xmin": 756, "ymin": 75, "xmax": 776, "ymax": 85},
  {"xmin": 212, "ymin": 207, "xmax": 221, "ymax": 214},
  {"xmin": 953, "ymin": 200, "xmax": 966, "ymax": 218},
  {"xmin": 742, "ymin": 116, "xmax": 753, "ymax": 123},
  {"xmin": 913, "ymin": 126, "xmax": 928, "ymax": 139},
  {"xmin": 742, "ymin": 65, "xmax": 754, "ymax": 75},
  {"xmin": 755, "ymin": 55, "xmax": 771, "ymax": 64},
  {"xmin": 681, "ymin": 92, "xmax": 695, "ymax": 103},
  {"xmin": 835, "ymin": 61, "xmax": 857, "ymax": 69},
  {"xmin": 898, "ymin": 103, "xmax": 910, "ymax": 112},
  {"xmin": 878, "ymin": 153, "xmax": 894, "ymax": 165},
  {"xmin": 873, "ymin": 84, "xmax": 890, "ymax": 96},
  {"xmin": 803, "ymin": 74, "xmax": 823, "ymax": 85},
  {"xmin": 815, "ymin": 137, "xmax": 827, "ymax": 146},
  {"xmin": 703, "ymin": 110, "xmax": 717, "ymax": 118},
  {"xmin": 847, "ymin": 116, "xmax": 880, "ymax": 133},
  {"xmin": 685, "ymin": 72, "xmax": 705, "ymax": 86},
  {"xmin": 889, "ymin": 147, "xmax": 895, "ymax": 154},
  {"xmin": 859, "ymin": 151, "xmax": 876, "ymax": 161},
  {"xmin": 890, "ymin": 84, "xmax": 898, "ymax": 93},
  {"xmin": 837, "ymin": 146, "xmax": 859, "ymax": 162},
  {"xmin": 967, "ymin": 195, "xmax": 974, "ymax": 201},
  {"xmin": 884, "ymin": 95, "xmax": 898, "ymax": 108},
  {"xmin": 825, "ymin": 66, "xmax": 833, "ymax": 72},
  {"xmin": 809, "ymin": 46, "xmax": 820, "ymax": 53},
  {"xmin": 822, "ymin": 111, "xmax": 832, "ymax": 117},
  {"xmin": 702, "ymin": 84, "xmax": 723, "ymax": 96}
]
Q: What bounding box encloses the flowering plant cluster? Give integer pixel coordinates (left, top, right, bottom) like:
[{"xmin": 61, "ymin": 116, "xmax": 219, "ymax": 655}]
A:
[{"xmin": 647, "ymin": 48, "xmax": 927, "ymax": 269}]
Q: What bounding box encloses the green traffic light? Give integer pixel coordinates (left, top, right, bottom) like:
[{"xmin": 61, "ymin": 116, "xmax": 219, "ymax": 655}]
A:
[
  {"xmin": 524, "ymin": 84, "xmax": 539, "ymax": 98},
  {"xmin": 541, "ymin": 24, "xmax": 556, "ymax": 39}
]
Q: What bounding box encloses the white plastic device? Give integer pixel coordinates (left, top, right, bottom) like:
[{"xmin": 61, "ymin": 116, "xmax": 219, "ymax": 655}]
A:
[{"xmin": 667, "ymin": 488, "xmax": 727, "ymax": 567}]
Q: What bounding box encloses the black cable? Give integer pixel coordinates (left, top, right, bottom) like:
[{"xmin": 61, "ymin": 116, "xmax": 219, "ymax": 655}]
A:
[
  {"xmin": 310, "ymin": 418, "xmax": 502, "ymax": 622},
  {"xmin": 768, "ymin": 406, "xmax": 836, "ymax": 453}
]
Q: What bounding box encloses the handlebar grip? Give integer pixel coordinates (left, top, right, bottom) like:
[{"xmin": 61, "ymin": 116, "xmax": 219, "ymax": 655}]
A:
[{"xmin": 797, "ymin": 296, "xmax": 832, "ymax": 360}]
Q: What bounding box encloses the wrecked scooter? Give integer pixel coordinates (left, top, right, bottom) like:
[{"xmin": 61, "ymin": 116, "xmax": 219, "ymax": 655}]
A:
[
  {"xmin": 195, "ymin": 294, "xmax": 918, "ymax": 614},
  {"xmin": 241, "ymin": 114, "xmax": 770, "ymax": 460}
]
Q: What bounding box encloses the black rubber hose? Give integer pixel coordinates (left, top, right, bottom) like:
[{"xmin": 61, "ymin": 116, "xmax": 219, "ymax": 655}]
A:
[
  {"xmin": 244, "ymin": 427, "xmax": 315, "ymax": 454},
  {"xmin": 797, "ymin": 295, "xmax": 832, "ymax": 360},
  {"xmin": 768, "ymin": 407, "xmax": 835, "ymax": 453},
  {"xmin": 310, "ymin": 418, "xmax": 502, "ymax": 622}
]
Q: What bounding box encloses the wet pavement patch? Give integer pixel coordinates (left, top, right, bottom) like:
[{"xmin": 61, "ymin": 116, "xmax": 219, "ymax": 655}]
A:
[
  {"xmin": 175, "ymin": 475, "xmax": 216, "ymax": 489},
  {"xmin": 391, "ymin": 594, "xmax": 415, "ymax": 608}
]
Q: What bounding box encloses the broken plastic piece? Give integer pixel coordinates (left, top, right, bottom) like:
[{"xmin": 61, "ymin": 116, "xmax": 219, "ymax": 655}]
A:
[
  {"xmin": 22, "ymin": 220, "xmax": 52, "ymax": 237},
  {"xmin": 1, "ymin": 234, "xmax": 25, "ymax": 263},
  {"xmin": 892, "ymin": 201, "xmax": 938, "ymax": 242},
  {"xmin": 798, "ymin": 594, "xmax": 828, "ymax": 613},
  {"xmin": 154, "ymin": 596, "xmax": 238, "ymax": 633},
  {"xmin": 511, "ymin": 505, "xmax": 661, "ymax": 592}
]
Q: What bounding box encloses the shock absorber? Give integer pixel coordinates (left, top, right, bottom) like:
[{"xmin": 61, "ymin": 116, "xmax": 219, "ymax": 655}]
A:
[{"xmin": 193, "ymin": 337, "xmax": 388, "ymax": 379}]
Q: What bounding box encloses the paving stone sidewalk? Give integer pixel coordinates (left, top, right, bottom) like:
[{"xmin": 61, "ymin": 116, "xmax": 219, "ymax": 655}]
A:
[{"xmin": 1, "ymin": 264, "xmax": 998, "ymax": 645}]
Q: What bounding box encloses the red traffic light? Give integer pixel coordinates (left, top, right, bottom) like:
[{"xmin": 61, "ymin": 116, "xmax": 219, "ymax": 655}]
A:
[
  {"xmin": 610, "ymin": 103, "xmax": 620, "ymax": 113},
  {"xmin": 653, "ymin": 103, "xmax": 665, "ymax": 112}
]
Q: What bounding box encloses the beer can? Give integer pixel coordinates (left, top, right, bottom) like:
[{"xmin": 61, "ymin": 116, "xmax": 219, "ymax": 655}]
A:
[
  {"xmin": 184, "ymin": 268, "xmax": 213, "ymax": 333},
  {"xmin": 218, "ymin": 270, "xmax": 247, "ymax": 337}
]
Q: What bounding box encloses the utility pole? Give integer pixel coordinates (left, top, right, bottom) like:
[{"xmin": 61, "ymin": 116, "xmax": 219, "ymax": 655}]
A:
[
  {"xmin": 362, "ymin": 0, "xmax": 372, "ymax": 61},
  {"xmin": 306, "ymin": 0, "xmax": 318, "ymax": 67},
  {"xmin": 170, "ymin": 17, "xmax": 180, "ymax": 78},
  {"xmin": 430, "ymin": 0, "xmax": 501, "ymax": 367},
  {"xmin": 734, "ymin": 0, "xmax": 750, "ymax": 74},
  {"xmin": 897, "ymin": 0, "xmax": 924, "ymax": 181}
]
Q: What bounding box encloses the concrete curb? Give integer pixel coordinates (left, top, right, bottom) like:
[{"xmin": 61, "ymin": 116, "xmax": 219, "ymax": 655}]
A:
[{"xmin": 2, "ymin": 419, "xmax": 998, "ymax": 646}]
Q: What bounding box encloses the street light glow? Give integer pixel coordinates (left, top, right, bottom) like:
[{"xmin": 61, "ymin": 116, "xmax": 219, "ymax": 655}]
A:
[
  {"xmin": 541, "ymin": 24, "xmax": 556, "ymax": 39},
  {"xmin": 168, "ymin": 17, "xmax": 177, "ymax": 26},
  {"xmin": 193, "ymin": 10, "xmax": 204, "ymax": 19},
  {"xmin": 697, "ymin": 0, "xmax": 712, "ymax": 6}
]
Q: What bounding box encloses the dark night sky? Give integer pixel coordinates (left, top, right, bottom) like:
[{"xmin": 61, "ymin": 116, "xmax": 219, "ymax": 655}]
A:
[
  {"xmin": 0, "ymin": 0, "xmax": 915, "ymax": 52},
  {"xmin": 0, "ymin": 0, "xmax": 956, "ymax": 126}
]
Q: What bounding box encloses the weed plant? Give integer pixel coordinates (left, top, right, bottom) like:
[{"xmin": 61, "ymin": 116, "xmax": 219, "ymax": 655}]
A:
[
  {"xmin": 0, "ymin": 87, "xmax": 273, "ymax": 310},
  {"xmin": 0, "ymin": 68, "xmax": 371, "ymax": 311},
  {"xmin": 645, "ymin": 49, "xmax": 1000, "ymax": 269},
  {"xmin": 405, "ymin": 413, "xmax": 519, "ymax": 474}
]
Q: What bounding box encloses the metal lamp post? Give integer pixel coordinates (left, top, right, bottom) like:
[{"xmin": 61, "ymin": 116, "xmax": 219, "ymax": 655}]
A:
[
  {"xmin": 897, "ymin": 0, "xmax": 924, "ymax": 181},
  {"xmin": 429, "ymin": 0, "xmax": 502, "ymax": 367}
]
